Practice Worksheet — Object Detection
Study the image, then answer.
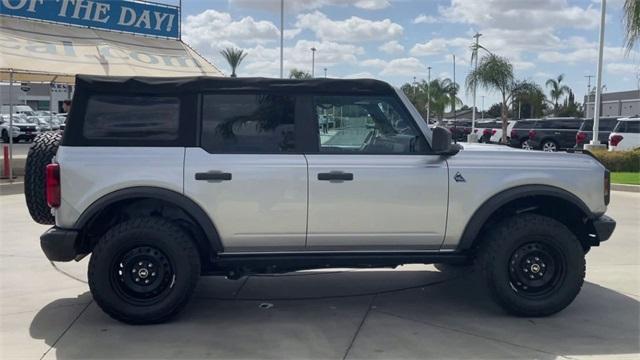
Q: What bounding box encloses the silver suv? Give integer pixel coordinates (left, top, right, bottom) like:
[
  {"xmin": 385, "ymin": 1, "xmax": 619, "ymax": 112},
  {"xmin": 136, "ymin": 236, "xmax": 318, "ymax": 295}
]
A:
[{"xmin": 25, "ymin": 75, "xmax": 616, "ymax": 324}]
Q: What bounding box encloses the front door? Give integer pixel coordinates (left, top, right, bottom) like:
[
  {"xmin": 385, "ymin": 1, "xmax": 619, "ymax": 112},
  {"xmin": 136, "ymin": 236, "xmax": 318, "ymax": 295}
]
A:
[
  {"xmin": 184, "ymin": 93, "xmax": 308, "ymax": 252},
  {"xmin": 305, "ymin": 95, "xmax": 449, "ymax": 250}
]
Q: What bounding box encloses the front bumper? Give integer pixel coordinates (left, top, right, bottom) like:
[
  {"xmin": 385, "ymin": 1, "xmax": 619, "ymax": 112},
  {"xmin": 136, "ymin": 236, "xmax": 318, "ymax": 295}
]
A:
[
  {"xmin": 40, "ymin": 227, "xmax": 80, "ymax": 262},
  {"xmin": 592, "ymin": 215, "xmax": 616, "ymax": 243}
]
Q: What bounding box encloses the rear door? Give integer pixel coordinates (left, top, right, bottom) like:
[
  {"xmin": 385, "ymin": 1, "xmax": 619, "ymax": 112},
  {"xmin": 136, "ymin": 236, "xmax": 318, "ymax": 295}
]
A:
[
  {"xmin": 304, "ymin": 95, "xmax": 449, "ymax": 250},
  {"xmin": 184, "ymin": 93, "xmax": 308, "ymax": 252}
]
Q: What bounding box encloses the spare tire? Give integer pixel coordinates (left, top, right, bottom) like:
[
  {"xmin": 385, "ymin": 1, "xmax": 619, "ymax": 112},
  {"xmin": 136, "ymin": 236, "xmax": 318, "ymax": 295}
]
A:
[{"xmin": 24, "ymin": 131, "xmax": 63, "ymax": 225}]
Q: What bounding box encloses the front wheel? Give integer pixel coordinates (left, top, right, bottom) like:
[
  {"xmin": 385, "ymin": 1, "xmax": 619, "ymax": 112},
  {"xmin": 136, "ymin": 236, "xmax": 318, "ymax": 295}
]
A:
[
  {"xmin": 477, "ymin": 214, "xmax": 585, "ymax": 317},
  {"xmin": 88, "ymin": 218, "xmax": 200, "ymax": 324},
  {"xmin": 521, "ymin": 139, "xmax": 532, "ymax": 150}
]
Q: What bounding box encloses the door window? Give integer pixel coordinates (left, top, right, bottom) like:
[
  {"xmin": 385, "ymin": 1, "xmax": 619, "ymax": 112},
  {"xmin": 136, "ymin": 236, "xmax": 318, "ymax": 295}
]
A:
[
  {"xmin": 201, "ymin": 94, "xmax": 296, "ymax": 153},
  {"xmin": 314, "ymin": 96, "xmax": 427, "ymax": 154}
]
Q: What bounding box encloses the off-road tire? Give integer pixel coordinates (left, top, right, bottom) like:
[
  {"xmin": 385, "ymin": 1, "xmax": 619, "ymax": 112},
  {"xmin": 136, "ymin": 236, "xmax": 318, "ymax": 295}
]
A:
[
  {"xmin": 24, "ymin": 131, "xmax": 63, "ymax": 225},
  {"xmin": 477, "ymin": 213, "xmax": 585, "ymax": 317},
  {"xmin": 88, "ymin": 218, "xmax": 200, "ymax": 324}
]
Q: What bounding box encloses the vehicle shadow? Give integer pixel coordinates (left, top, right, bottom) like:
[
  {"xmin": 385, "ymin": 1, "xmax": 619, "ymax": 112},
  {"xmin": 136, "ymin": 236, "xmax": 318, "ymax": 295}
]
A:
[{"xmin": 29, "ymin": 270, "xmax": 639, "ymax": 359}]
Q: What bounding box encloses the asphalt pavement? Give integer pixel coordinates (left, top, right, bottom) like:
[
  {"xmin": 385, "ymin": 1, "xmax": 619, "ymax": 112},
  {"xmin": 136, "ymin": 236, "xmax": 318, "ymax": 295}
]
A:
[{"xmin": 0, "ymin": 191, "xmax": 638, "ymax": 359}]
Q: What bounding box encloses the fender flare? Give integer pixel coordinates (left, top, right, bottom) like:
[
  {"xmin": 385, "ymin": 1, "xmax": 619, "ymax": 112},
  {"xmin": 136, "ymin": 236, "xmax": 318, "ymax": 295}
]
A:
[
  {"xmin": 456, "ymin": 184, "xmax": 595, "ymax": 251},
  {"xmin": 74, "ymin": 186, "xmax": 223, "ymax": 252}
]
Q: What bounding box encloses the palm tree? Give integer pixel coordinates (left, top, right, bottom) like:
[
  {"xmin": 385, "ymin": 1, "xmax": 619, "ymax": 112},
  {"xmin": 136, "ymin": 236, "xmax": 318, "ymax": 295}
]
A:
[
  {"xmin": 289, "ymin": 68, "xmax": 313, "ymax": 79},
  {"xmin": 624, "ymin": 0, "xmax": 640, "ymax": 52},
  {"xmin": 466, "ymin": 54, "xmax": 530, "ymax": 143},
  {"xmin": 545, "ymin": 74, "xmax": 571, "ymax": 114},
  {"xmin": 220, "ymin": 47, "xmax": 247, "ymax": 77}
]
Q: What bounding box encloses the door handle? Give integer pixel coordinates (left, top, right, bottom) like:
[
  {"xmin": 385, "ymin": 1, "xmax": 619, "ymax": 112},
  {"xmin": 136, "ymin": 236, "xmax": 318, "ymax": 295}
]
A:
[
  {"xmin": 318, "ymin": 172, "xmax": 354, "ymax": 181},
  {"xmin": 195, "ymin": 172, "xmax": 232, "ymax": 181}
]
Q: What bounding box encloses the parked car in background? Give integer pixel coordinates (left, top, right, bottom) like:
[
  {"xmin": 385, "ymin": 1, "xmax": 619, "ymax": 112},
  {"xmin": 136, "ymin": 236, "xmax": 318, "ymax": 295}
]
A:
[
  {"xmin": 575, "ymin": 117, "xmax": 618, "ymax": 149},
  {"xmin": 526, "ymin": 118, "xmax": 584, "ymax": 152},
  {"xmin": 445, "ymin": 119, "xmax": 472, "ymax": 141},
  {"xmin": 509, "ymin": 119, "xmax": 541, "ymax": 149},
  {"xmin": 473, "ymin": 120, "xmax": 500, "ymax": 143},
  {"xmin": 0, "ymin": 114, "xmax": 40, "ymax": 142},
  {"xmin": 609, "ymin": 117, "xmax": 640, "ymax": 151},
  {"xmin": 489, "ymin": 120, "xmax": 514, "ymax": 144},
  {"xmin": 56, "ymin": 113, "xmax": 67, "ymax": 130}
]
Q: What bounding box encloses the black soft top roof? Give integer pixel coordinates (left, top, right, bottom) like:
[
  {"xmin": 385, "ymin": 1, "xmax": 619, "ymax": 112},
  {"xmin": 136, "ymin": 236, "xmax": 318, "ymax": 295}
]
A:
[{"xmin": 75, "ymin": 75, "xmax": 397, "ymax": 96}]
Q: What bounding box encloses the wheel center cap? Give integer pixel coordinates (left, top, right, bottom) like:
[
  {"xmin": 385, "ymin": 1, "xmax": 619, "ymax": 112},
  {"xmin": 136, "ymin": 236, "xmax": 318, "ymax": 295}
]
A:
[
  {"xmin": 138, "ymin": 268, "xmax": 149, "ymax": 279},
  {"xmin": 530, "ymin": 264, "xmax": 541, "ymax": 274}
]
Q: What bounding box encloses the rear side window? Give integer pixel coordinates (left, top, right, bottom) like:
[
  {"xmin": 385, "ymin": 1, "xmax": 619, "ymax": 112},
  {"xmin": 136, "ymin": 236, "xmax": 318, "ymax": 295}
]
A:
[
  {"xmin": 201, "ymin": 94, "xmax": 296, "ymax": 153},
  {"xmin": 616, "ymin": 120, "xmax": 640, "ymax": 133},
  {"xmin": 84, "ymin": 95, "xmax": 180, "ymax": 140}
]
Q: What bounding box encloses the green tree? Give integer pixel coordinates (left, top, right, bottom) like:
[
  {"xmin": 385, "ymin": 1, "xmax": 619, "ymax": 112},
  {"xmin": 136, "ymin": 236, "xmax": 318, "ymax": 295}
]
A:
[
  {"xmin": 625, "ymin": 0, "xmax": 640, "ymax": 52},
  {"xmin": 289, "ymin": 68, "xmax": 313, "ymax": 79},
  {"xmin": 466, "ymin": 54, "xmax": 523, "ymax": 142},
  {"xmin": 401, "ymin": 78, "xmax": 461, "ymax": 123},
  {"xmin": 220, "ymin": 47, "xmax": 247, "ymax": 78},
  {"xmin": 486, "ymin": 103, "xmax": 502, "ymax": 118},
  {"xmin": 513, "ymin": 82, "xmax": 547, "ymax": 118},
  {"xmin": 545, "ymin": 74, "xmax": 571, "ymax": 114}
]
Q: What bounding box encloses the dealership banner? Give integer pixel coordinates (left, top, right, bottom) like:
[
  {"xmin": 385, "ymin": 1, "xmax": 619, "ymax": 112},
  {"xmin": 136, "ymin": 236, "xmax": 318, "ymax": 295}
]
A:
[{"xmin": 0, "ymin": 0, "xmax": 180, "ymax": 38}]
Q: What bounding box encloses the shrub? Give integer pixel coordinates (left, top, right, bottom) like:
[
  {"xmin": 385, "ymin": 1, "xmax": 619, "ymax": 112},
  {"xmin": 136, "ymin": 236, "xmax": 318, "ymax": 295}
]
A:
[{"xmin": 591, "ymin": 149, "xmax": 640, "ymax": 172}]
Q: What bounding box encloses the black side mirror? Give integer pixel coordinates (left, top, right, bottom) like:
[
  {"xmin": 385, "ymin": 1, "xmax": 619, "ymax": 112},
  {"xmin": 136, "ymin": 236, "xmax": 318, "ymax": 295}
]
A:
[{"xmin": 431, "ymin": 126, "xmax": 452, "ymax": 153}]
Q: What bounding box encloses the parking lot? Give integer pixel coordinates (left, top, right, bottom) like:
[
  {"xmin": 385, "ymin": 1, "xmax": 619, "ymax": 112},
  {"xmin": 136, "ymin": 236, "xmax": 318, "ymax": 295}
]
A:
[{"xmin": 0, "ymin": 190, "xmax": 638, "ymax": 359}]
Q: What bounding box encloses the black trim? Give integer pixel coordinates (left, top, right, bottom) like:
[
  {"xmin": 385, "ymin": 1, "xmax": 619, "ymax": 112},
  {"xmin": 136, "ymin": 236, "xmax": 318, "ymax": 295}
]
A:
[
  {"xmin": 592, "ymin": 215, "xmax": 616, "ymax": 242},
  {"xmin": 457, "ymin": 185, "xmax": 595, "ymax": 251},
  {"xmin": 74, "ymin": 187, "xmax": 224, "ymax": 252},
  {"xmin": 213, "ymin": 252, "xmax": 469, "ymax": 274},
  {"xmin": 40, "ymin": 227, "xmax": 80, "ymax": 262}
]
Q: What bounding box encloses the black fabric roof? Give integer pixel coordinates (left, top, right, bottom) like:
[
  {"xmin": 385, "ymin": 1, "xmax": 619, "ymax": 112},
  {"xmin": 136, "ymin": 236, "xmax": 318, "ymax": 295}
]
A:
[{"xmin": 75, "ymin": 75, "xmax": 396, "ymax": 96}]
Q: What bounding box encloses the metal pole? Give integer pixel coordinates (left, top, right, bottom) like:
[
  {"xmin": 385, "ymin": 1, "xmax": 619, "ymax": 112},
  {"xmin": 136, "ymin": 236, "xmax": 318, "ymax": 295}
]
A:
[
  {"xmin": 8, "ymin": 71, "xmax": 14, "ymax": 182},
  {"xmin": 178, "ymin": 0, "xmax": 182, "ymax": 40},
  {"xmin": 471, "ymin": 33, "xmax": 482, "ymax": 136},
  {"xmin": 49, "ymin": 82, "xmax": 54, "ymax": 128},
  {"xmin": 590, "ymin": 0, "xmax": 606, "ymax": 147},
  {"xmin": 280, "ymin": 0, "xmax": 284, "ymax": 79},
  {"xmin": 427, "ymin": 66, "xmax": 431, "ymax": 124},
  {"xmin": 324, "ymin": 68, "xmax": 327, "ymax": 78},
  {"xmin": 481, "ymin": 95, "xmax": 485, "ymax": 119},
  {"xmin": 413, "ymin": 76, "xmax": 417, "ymax": 96},
  {"xmin": 311, "ymin": 47, "xmax": 316, "ymax": 77}
]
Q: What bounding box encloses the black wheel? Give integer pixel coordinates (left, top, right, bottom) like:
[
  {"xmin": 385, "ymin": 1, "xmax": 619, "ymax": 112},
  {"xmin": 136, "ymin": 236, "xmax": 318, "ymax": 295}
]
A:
[
  {"xmin": 24, "ymin": 131, "xmax": 63, "ymax": 225},
  {"xmin": 1, "ymin": 130, "xmax": 8, "ymax": 143},
  {"xmin": 89, "ymin": 218, "xmax": 200, "ymax": 324},
  {"xmin": 477, "ymin": 214, "xmax": 585, "ymax": 316},
  {"xmin": 541, "ymin": 140, "xmax": 558, "ymax": 152}
]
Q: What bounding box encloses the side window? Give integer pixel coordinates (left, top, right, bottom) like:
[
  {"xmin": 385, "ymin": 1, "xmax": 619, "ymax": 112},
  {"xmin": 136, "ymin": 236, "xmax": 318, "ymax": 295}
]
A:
[
  {"xmin": 201, "ymin": 94, "xmax": 296, "ymax": 153},
  {"xmin": 613, "ymin": 121, "xmax": 626, "ymax": 133},
  {"xmin": 314, "ymin": 96, "xmax": 427, "ymax": 154},
  {"xmin": 626, "ymin": 121, "xmax": 640, "ymax": 133},
  {"xmin": 83, "ymin": 95, "xmax": 179, "ymax": 140}
]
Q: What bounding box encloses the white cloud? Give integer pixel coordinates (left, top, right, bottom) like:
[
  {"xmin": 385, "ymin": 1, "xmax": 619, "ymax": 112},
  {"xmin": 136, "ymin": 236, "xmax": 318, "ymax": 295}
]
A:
[
  {"xmin": 413, "ymin": 14, "xmax": 438, "ymax": 24},
  {"xmin": 354, "ymin": 0, "xmax": 390, "ymax": 10},
  {"xmin": 229, "ymin": 0, "xmax": 390, "ymax": 13},
  {"xmin": 343, "ymin": 71, "xmax": 376, "ymax": 79},
  {"xmin": 438, "ymin": 0, "xmax": 599, "ymax": 30},
  {"xmin": 182, "ymin": 10, "xmax": 297, "ymax": 50},
  {"xmin": 410, "ymin": 37, "xmax": 469, "ymax": 57},
  {"xmin": 379, "ymin": 57, "xmax": 427, "ymax": 76},
  {"xmin": 606, "ymin": 63, "xmax": 639, "ymax": 76},
  {"xmin": 379, "ymin": 40, "xmax": 404, "ymax": 54},
  {"xmin": 295, "ymin": 11, "xmax": 403, "ymax": 43},
  {"xmin": 361, "ymin": 58, "xmax": 388, "ymax": 68}
]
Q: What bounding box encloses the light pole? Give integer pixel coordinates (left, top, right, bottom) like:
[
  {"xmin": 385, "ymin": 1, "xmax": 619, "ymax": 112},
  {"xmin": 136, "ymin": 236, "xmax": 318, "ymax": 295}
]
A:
[
  {"xmin": 280, "ymin": 0, "xmax": 284, "ymax": 79},
  {"xmin": 427, "ymin": 66, "xmax": 431, "ymax": 124},
  {"xmin": 413, "ymin": 76, "xmax": 417, "ymax": 96},
  {"xmin": 586, "ymin": 0, "xmax": 607, "ymax": 150},
  {"xmin": 469, "ymin": 32, "xmax": 482, "ymax": 143},
  {"xmin": 481, "ymin": 95, "xmax": 485, "ymax": 120},
  {"xmin": 324, "ymin": 68, "xmax": 327, "ymax": 78},
  {"xmin": 310, "ymin": 47, "xmax": 317, "ymax": 78}
]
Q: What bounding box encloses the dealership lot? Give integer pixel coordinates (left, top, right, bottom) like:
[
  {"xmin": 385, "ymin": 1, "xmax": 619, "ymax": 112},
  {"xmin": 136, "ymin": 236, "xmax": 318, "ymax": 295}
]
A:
[{"xmin": 0, "ymin": 191, "xmax": 638, "ymax": 359}]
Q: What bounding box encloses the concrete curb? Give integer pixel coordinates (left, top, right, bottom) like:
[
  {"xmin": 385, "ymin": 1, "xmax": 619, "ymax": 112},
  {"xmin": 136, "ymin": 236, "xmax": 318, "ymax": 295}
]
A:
[{"xmin": 612, "ymin": 184, "xmax": 640, "ymax": 193}]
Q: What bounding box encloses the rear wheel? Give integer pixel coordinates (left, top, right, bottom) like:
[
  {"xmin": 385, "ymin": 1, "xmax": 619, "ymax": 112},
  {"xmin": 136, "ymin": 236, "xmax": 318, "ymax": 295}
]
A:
[
  {"xmin": 477, "ymin": 214, "xmax": 585, "ymax": 316},
  {"xmin": 88, "ymin": 218, "xmax": 200, "ymax": 324},
  {"xmin": 521, "ymin": 139, "xmax": 532, "ymax": 150},
  {"xmin": 541, "ymin": 140, "xmax": 558, "ymax": 152},
  {"xmin": 24, "ymin": 131, "xmax": 62, "ymax": 224}
]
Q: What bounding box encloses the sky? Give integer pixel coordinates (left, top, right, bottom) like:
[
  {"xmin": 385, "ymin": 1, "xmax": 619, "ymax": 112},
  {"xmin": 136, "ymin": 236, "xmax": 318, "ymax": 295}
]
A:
[{"xmin": 173, "ymin": 0, "xmax": 637, "ymax": 109}]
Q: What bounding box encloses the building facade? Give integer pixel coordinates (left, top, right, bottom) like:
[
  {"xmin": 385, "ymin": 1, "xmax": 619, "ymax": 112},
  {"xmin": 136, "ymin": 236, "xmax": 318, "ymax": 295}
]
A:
[
  {"xmin": 0, "ymin": 83, "xmax": 73, "ymax": 113},
  {"xmin": 584, "ymin": 90, "xmax": 640, "ymax": 118}
]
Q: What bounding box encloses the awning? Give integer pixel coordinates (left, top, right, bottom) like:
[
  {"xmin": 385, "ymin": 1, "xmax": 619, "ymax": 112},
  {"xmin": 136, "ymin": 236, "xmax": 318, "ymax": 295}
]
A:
[{"xmin": 0, "ymin": 16, "xmax": 223, "ymax": 84}]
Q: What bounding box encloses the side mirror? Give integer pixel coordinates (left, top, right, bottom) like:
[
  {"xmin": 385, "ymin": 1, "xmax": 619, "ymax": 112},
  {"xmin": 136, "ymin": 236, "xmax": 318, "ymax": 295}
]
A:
[{"xmin": 431, "ymin": 126, "xmax": 461, "ymax": 155}]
